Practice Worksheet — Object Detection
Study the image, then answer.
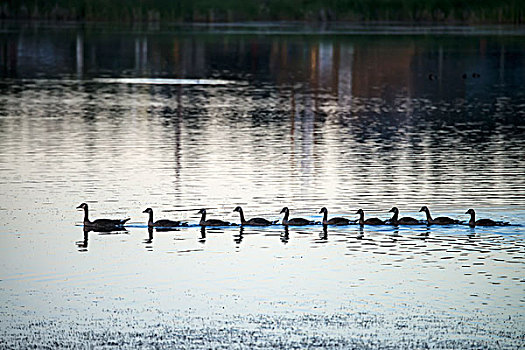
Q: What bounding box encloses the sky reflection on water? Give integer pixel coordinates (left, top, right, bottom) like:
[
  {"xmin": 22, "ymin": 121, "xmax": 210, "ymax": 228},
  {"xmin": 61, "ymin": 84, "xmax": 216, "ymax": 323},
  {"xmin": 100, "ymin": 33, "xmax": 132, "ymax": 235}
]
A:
[{"xmin": 0, "ymin": 23, "xmax": 524, "ymax": 348}]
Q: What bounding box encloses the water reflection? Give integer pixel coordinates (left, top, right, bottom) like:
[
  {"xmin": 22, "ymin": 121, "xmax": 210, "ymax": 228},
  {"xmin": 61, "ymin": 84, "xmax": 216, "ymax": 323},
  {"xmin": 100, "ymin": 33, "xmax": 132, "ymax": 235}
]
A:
[
  {"xmin": 76, "ymin": 228, "xmax": 89, "ymax": 251},
  {"xmin": 76, "ymin": 226, "xmax": 129, "ymax": 252},
  {"xmin": 320, "ymin": 225, "xmax": 328, "ymax": 240},
  {"xmin": 280, "ymin": 226, "xmax": 290, "ymax": 244},
  {"xmin": 233, "ymin": 226, "xmax": 244, "ymax": 245},
  {"xmin": 199, "ymin": 226, "xmax": 206, "ymax": 244},
  {"xmin": 356, "ymin": 226, "xmax": 364, "ymax": 240},
  {"xmin": 2, "ymin": 24, "xmax": 524, "ymax": 107},
  {"xmin": 144, "ymin": 227, "xmax": 154, "ymax": 246},
  {"xmin": 0, "ymin": 23, "xmax": 524, "ymax": 349}
]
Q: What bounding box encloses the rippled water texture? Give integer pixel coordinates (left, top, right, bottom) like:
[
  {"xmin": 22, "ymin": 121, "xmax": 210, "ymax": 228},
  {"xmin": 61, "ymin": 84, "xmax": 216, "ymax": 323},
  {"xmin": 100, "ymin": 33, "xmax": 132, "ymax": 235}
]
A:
[{"xmin": 0, "ymin": 22, "xmax": 524, "ymax": 348}]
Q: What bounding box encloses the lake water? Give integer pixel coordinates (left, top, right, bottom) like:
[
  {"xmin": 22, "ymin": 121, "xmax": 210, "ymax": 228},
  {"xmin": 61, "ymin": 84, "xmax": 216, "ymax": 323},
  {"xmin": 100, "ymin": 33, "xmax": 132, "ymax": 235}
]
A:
[{"xmin": 0, "ymin": 22, "xmax": 524, "ymax": 348}]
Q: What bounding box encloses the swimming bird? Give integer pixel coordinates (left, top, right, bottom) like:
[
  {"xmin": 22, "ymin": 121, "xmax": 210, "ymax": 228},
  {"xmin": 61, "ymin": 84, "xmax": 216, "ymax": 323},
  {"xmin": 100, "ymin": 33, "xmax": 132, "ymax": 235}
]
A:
[
  {"xmin": 419, "ymin": 206, "xmax": 459, "ymax": 225},
  {"xmin": 465, "ymin": 209, "xmax": 502, "ymax": 227},
  {"xmin": 387, "ymin": 207, "xmax": 420, "ymax": 225},
  {"xmin": 319, "ymin": 207, "xmax": 351, "ymax": 225},
  {"xmin": 280, "ymin": 207, "xmax": 314, "ymax": 226},
  {"xmin": 76, "ymin": 203, "xmax": 129, "ymax": 228},
  {"xmin": 356, "ymin": 209, "xmax": 384, "ymax": 225},
  {"xmin": 143, "ymin": 208, "xmax": 185, "ymax": 227},
  {"xmin": 233, "ymin": 206, "xmax": 273, "ymax": 226},
  {"xmin": 197, "ymin": 209, "xmax": 232, "ymax": 227}
]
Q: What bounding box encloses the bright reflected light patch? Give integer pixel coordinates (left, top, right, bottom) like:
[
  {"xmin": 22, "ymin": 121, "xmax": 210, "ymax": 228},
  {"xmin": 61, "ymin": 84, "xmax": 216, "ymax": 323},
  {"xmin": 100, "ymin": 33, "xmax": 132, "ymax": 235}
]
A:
[{"xmin": 93, "ymin": 78, "xmax": 234, "ymax": 85}]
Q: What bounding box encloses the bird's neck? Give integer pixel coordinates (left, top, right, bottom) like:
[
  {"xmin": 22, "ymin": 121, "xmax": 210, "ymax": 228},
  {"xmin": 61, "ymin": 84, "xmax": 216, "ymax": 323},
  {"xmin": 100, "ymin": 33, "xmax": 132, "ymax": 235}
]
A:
[
  {"xmin": 147, "ymin": 227, "xmax": 153, "ymax": 242},
  {"xmin": 238, "ymin": 210, "xmax": 246, "ymax": 224},
  {"xmin": 424, "ymin": 210, "xmax": 433, "ymax": 223},
  {"xmin": 200, "ymin": 211, "xmax": 206, "ymax": 224},
  {"xmin": 359, "ymin": 212, "xmax": 365, "ymax": 225},
  {"xmin": 83, "ymin": 207, "xmax": 90, "ymax": 223},
  {"xmin": 391, "ymin": 211, "xmax": 399, "ymax": 222},
  {"xmin": 322, "ymin": 211, "xmax": 328, "ymax": 224},
  {"xmin": 282, "ymin": 210, "xmax": 289, "ymax": 224},
  {"xmin": 469, "ymin": 212, "xmax": 475, "ymax": 226},
  {"xmin": 148, "ymin": 211, "xmax": 154, "ymax": 226}
]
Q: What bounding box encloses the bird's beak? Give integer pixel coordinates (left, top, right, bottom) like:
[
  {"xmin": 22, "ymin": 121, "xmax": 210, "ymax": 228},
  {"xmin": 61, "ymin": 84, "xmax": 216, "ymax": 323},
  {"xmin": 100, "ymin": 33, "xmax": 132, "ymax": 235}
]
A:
[
  {"xmin": 76, "ymin": 205, "xmax": 83, "ymax": 209},
  {"xmin": 318, "ymin": 209, "xmax": 323, "ymax": 214},
  {"xmin": 142, "ymin": 209, "xmax": 148, "ymax": 213},
  {"xmin": 464, "ymin": 210, "xmax": 469, "ymax": 214}
]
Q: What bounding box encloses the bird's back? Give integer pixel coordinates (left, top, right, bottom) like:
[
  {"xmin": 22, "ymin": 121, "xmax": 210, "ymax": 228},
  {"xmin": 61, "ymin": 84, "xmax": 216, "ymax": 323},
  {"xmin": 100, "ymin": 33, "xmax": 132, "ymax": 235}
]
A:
[
  {"xmin": 433, "ymin": 217, "xmax": 458, "ymax": 225},
  {"xmin": 91, "ymin": 218, "xmax": 129, "ymax": 227},
  {"xmin": 203, "ymin": 219, "xmax": 231, "ymax": 226},
  {"xmin": 475, "ymin": 218, "xmax": 498, "ymax": 226},
  {"xmin": 398, "ymin": 217, "xmax": 420, "ymax": 225},
  {"xmin": 246, "ymin": 217, "xmax": 272, "ymax": 226},
  {"xmin": 364, "ymin": 218, "xmax": 384, "ymax": 225},
  {"xmin": 155, "ymin": 219, "xmax": 182, "ymax": 227},
  {"xmin": 287, "ymin": 218, "xmax": 313, "ymax": 225},
  {"xmin": 327, "ymin": 217, "xmax": 350, "ymax": 225}
]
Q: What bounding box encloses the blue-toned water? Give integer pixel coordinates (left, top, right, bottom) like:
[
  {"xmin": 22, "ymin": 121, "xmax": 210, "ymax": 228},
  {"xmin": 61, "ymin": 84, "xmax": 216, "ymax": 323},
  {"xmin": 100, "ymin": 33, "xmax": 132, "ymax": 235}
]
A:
[{"xmin": 0, "ymin": 22, "xmax": 524, "ymax": 348}]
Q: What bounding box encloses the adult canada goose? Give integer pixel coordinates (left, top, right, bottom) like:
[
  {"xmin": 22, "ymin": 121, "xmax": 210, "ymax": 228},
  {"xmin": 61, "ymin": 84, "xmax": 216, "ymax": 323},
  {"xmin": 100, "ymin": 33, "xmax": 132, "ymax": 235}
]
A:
[
  {"xmin": 419, "ymin": 206, "xmax": 459, "ymax": 225},
  {"xmin": 465, "ymin": 209, "xmax": 503, "ymax": 227},
  {"xmin": 356, "ymin": 209, "xmax": 384, "ymax": 225},
  {"xmin": 233, "ymin": 206, "xmax": 273, "ymax": 226},
  {"xmin": 76, "ymin": 203, "xmax": 129, "ymax": 228},
  {"xmin": 197, "ymin": 209, "xmax": 232, "ymax": 227},
  {"xmin": 319, "ymin": 207, "xmax": 351, "ymax": 225},
  {"xmin": 142, "ymin": 208, "xmax": 185, "ymax": 227},
  {"xmin": 387, "ymin": 207, "xmax": 420, "ymax": 225},
  {"xmin": 280, "ymin": 207, "xmax": 314, "ymax": 226}
]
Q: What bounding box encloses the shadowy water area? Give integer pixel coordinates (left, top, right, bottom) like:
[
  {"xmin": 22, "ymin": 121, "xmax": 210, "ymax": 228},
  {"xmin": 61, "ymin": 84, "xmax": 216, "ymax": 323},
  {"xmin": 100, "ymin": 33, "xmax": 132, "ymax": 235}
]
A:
[{"xmin": 0, "ymin": 22, "xmax": 524, "ymax": 348}]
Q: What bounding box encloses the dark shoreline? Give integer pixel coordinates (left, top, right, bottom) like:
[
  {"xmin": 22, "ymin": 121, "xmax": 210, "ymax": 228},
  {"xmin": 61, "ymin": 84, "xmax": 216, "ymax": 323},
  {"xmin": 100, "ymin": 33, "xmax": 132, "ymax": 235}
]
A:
[{"xmin": 1, "ymin": 0, "xmax": 524, "ymax": 24}]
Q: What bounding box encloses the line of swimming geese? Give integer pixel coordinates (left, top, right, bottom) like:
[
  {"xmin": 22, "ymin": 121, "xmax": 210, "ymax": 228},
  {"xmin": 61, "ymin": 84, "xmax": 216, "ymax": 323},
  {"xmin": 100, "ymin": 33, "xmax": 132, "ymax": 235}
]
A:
[{"xmin": 77, "ymin": 203, "xmax": 509, "ymax": 230}]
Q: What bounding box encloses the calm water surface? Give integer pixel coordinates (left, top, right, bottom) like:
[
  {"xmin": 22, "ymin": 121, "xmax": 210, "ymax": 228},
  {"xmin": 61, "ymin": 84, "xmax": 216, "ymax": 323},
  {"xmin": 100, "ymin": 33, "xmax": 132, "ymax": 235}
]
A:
[{"xmin": 0, "ymin": 22, "xmax": 524, "ymax": 348}]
